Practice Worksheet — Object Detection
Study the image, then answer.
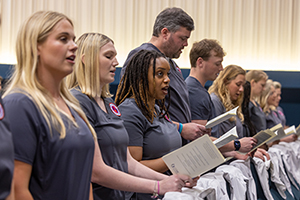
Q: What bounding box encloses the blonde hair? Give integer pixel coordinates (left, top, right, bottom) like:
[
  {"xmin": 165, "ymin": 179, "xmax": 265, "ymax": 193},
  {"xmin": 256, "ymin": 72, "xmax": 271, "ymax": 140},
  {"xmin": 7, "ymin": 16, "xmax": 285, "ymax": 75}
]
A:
[
  {"xmin": 4, "ymin": 11, "xmax": 96, "ymax": 139},
  {"xmin": 258, "ymin": 79, "xmax": 275, "ymax": 113},
  {"xmin": 208, "ymin": 64, "xmax": 245, "ymax": 121},
  {"xmin": 66, "ymin": 33, "xmax": 113, "ymax": 98},
  {"xmin": 273, "ymin": 81, "xmax": 282, "ymax": 89},
  {"xmin": 245, "ymin": 70, "xmax": 268, "ymax": 82}
]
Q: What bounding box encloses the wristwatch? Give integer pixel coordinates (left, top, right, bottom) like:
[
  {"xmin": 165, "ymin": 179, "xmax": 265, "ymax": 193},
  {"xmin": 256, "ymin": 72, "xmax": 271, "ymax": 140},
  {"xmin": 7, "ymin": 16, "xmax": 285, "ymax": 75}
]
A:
[{"xmin": 234, "ymin": 139, "xmax": 241, "ymax": 151}]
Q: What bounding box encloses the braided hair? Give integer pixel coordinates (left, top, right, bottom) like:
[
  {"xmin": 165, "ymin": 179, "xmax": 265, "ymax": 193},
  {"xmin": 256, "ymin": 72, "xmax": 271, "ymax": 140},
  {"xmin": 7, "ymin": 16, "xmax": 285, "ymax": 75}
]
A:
[
  {"xmin": 115, "ymin": 50, "xmax": 168, "ymax": 123},
  {"xmin": 242, "ymin": 81, "xmax": 256, "ymax": 137}
]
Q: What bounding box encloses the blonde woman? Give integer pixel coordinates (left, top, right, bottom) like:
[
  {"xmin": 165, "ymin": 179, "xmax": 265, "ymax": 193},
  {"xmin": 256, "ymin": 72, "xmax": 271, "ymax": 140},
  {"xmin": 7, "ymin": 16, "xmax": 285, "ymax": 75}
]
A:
[
  {"xmin": 208, "ymin": 65, "xmax": 246, "ymax": 138},
  {"xmin": 259, "ymin": 79, "xmax": 281, "ymax": 128},
  {"xmin": 3, "ymin": 11, "xmax": 96, "ymax": 199},
  {"xmin": 245, "ymin": 70, "xmax": 268, "ymax": 132},
  {"xmin": 260, "ymin": 80, "xmax": 297, "ymax": 143},
  {"xmin": 207, "ymin": 65, "xmax": 261, "ymax": 161},
  {"xmin": 273, "ymin": 81, "xmax": 287, "ymax": 128},
  {"xmin": 67, "ymin": 33, "xmax": 196, "ymax": 200}
]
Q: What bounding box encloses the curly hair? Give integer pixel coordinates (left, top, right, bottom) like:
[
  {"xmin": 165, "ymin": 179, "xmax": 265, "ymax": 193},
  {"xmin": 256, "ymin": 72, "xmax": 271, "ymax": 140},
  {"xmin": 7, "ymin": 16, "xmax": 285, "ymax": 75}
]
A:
[{"xmin": 208, "ymin": 65, "xmax": 245, "ymax": 121}]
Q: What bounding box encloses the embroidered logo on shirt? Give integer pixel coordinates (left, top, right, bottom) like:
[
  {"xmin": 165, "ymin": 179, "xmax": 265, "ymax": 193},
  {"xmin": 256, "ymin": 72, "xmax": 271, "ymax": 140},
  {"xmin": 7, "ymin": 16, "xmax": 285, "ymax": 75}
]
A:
[
  {"xmin": 0, "ymin": 103, "xmax": 4, "ymax": 120},
  {"xmin": 278, "ymin": 110, "xmax": 284, "ymax": 116},
  {"xmin": 109, "ymin": 103, "xmax": 121, "ymax": 116},
  {"xmin": 176, "ymin": 66, "xmax": 182, "ymax": 73}
]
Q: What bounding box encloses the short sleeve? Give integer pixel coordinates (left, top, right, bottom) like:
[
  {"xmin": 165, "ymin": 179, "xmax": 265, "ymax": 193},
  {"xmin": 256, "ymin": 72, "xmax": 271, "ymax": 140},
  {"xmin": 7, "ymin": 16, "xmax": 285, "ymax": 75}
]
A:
[
  {"xmin": 210, "ymin": 93, "xmax": 225, "ymax": 117},
  {"xmin": 4, "ymin": 94, "xmax": 40, "ymax": 165},
  {"xmin": 71, "ymin": 89, "xmax": 96, "ymax": 129},
  {"xmin": 190, "ymin": 90, "xmax": 211, "ymax": 120},
  {"xmin": 210, "ymin": 93, "xmax": 231, "ymax": 138},
  {"xmin": 119, "ymin": 101, "xmax": 146, "ymax": 147}
]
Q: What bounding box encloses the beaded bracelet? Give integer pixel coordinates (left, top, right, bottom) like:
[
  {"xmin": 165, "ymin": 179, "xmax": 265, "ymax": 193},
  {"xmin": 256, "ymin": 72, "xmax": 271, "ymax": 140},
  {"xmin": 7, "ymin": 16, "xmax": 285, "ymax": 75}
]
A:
[
  {"xmin": 178, "ymin": 123, "xmax": 183, "ymax": 134},
  {"xmin": 151, "ymin": 181, "xmax": 160, "ymax": 199}
]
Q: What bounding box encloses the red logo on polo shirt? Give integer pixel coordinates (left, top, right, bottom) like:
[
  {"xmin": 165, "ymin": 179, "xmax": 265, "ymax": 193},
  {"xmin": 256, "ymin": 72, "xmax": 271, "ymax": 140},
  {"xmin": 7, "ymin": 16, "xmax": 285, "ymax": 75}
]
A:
[
  {"xmin": 0, "ymin": 103, "xmax": 4, "ymax": 120},
  {"xmin": 176, "ymin": 66, "xmax": 182, "ymax": 73},
  {"xmin": 109, "ymin": 103, "xmax": 121, "ymax": 116}
]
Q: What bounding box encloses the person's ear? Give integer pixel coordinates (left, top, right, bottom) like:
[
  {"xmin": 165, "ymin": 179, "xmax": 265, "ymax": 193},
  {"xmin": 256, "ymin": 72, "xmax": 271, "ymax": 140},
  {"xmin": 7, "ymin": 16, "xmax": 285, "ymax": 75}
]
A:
[
  {"xmin": 250, "ymin": 79, "xmax": 255, "ymax": 87},
  {"xmin": 37, "ymin": 44, "xmax": 41, "ymax": 56},
  {"xmin": 161, "ymin": 28, "xmax": 170, "ymax": 40},
  {"xmin": 224, "ymin": 78, "xmax": 230, "ymax": 85},
  {"xmin": 196, "ymin": 57, "xmax": 204, "ymax": 68},
  {"xmin": 81, "ymin": 54, "xmax": 85, "ymax": 64}
]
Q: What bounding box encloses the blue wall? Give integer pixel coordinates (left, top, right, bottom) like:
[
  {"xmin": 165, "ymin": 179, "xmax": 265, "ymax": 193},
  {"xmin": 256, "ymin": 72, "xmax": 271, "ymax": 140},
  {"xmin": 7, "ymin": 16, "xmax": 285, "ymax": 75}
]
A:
[
  {"xmin": 1, "ymin": 64, "xmax": 299, "ymax": 126},
  {"xmin": 0, "ymin": 64, "xmax": 13, "ymax": 79},
  {"xmin": 112, "ymin": 68, "xmax": 300, "ymax": 126}
]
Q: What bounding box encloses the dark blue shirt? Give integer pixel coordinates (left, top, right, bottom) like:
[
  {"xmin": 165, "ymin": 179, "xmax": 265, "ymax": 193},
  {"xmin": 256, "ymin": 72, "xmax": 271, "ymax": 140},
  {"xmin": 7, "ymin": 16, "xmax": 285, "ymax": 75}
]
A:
[{"xmin": 185, "ymin": 76, "xmax": 218, "ymax": 136}]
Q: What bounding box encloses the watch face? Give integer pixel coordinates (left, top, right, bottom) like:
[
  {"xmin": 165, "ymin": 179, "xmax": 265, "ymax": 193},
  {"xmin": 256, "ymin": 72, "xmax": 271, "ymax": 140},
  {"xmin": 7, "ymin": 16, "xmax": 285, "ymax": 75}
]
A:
[{"xmin": 234, "ymin": 140, "xmax": 241, "ymax": 151}]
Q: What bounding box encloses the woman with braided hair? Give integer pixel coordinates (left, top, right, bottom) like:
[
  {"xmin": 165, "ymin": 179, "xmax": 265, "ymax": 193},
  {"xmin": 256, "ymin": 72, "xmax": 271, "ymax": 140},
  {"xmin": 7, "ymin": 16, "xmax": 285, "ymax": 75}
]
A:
[
  {"xmin": 115, "ymin": 50, "xmax": 180, "ymax": 174},
  {"xmin": 115, "ymin": 49, "xmax": 202, "ymax": 200}
]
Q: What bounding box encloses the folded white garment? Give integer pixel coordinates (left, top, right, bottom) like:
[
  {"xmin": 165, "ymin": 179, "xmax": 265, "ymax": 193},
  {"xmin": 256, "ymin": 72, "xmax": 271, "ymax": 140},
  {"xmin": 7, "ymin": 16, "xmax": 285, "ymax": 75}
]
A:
[
  {"xmin": 163, "ymin": 188, "xmax": 206, "ymax": 200},
  {"xmin": 215, "ymin": 164, "xmax": 247, "ymax": 200},
  {"xmin": 196, "ymin": 172, "xmax": 229, "ymax": 200},
  {"xmin": 230, "ymin": 158, "xmax": 257, "ymax": 200},
  {"xmin": 287, "ymin": 141, "xmax": 300, "ymax": 161},
  {"xmin": 268, "ymin": 146, "xmax": 291, "ymax": 199},
  {"xmin": 273, "ymin": 142, "xmax": 300, "ymax": 189},
  {"xmin": 163, "ymin": 172, "xmax": 225, "ymax": 200},
  {"xmin": 253, "ymin": 157, "xmax": 274, "ymax": 200}
]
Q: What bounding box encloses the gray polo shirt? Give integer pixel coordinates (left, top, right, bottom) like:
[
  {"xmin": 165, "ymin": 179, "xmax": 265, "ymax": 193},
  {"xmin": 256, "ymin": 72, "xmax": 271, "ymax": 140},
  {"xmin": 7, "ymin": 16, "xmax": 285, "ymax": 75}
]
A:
[
  {"xmin": 276, "ymin": 106, "xmax": 286, "ymax": 127},
  {"xmin": 249, "ymin": 101, "xmax": 267, "ymax": 132},
  {"xmin": 210, "ymin": 93, "xmax": 244, "ymax": 138},
  {"xmin": 71, "ymin": 89, "xmax": 129, "ymax": 200},
  {"xmin": 0, "ymin": 94, "xmax": 14, "ymax": 200},
  {"xmin": 119, "ymin": 98, "xmax": 182, "ymax": 200},
  {"xmin": 119, "ymin": 98, "xmax": 182, "ymax": 160},
  {"xmin": 265, "ymin": 110, "xmax": 282, "ymax": 129},
  {"xmin": 4, "ymin": 92, "xmax": 94, "ymax": 200}
]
